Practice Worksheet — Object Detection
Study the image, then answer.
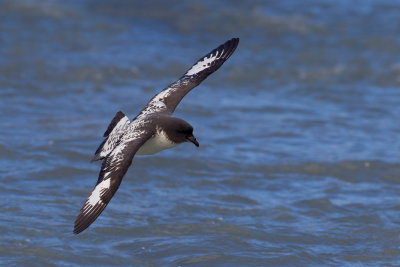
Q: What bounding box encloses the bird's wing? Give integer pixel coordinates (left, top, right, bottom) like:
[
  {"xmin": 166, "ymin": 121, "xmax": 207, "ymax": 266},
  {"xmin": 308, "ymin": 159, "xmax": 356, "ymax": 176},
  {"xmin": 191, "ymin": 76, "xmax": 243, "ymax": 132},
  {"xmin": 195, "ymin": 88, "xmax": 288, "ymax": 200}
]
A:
[
  {"xmin": 136, "ymin": 38, "xmax": 239, "ymax": 117},
  {"xmin": 74, "ymin": 127, "xmax": 152, "ymax": 234},
  {"xmin": 92, "ymin": 111, "xmax": 130, "ymax": 162}
]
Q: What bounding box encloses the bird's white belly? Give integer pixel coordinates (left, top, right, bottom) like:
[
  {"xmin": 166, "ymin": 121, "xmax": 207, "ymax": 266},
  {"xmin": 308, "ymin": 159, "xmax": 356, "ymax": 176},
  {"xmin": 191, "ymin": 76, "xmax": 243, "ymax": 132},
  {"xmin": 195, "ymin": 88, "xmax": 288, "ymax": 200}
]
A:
[{"xmin": 136, "ymin": 131, "xmax": 177, "ymax": 155}]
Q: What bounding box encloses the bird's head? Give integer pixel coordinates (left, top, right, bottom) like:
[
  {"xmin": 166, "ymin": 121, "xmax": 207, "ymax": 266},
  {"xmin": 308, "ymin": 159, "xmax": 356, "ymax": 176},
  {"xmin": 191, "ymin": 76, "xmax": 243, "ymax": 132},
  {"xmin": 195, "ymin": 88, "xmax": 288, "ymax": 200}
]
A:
[{"xmin": 165, "ymin": 118, "xmax": 199, "ymax": 147}]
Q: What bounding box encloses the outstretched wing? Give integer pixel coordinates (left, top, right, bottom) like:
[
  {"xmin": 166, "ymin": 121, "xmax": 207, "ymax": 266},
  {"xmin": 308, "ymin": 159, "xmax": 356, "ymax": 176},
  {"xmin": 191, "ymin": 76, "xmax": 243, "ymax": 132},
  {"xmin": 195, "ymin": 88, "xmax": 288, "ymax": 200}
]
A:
[
  {"xmin": 137, "ymin": 38, "xmax": 239, "ymax": 117},
  {"xmin": 74, "ymin": 130, "xmax": 151, "ymax": 234},
  {"xmin": 92, "ymin": 111, "xmax": 130, "ymax": 162}
]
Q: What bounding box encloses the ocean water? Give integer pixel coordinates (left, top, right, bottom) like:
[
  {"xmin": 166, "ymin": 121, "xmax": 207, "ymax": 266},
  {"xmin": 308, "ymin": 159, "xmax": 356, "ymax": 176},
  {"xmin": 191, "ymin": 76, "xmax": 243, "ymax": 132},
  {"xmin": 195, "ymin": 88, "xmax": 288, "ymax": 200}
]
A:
[{"xmin": 1, "ymin": 0, "xmax": 400, "ymax": 266}]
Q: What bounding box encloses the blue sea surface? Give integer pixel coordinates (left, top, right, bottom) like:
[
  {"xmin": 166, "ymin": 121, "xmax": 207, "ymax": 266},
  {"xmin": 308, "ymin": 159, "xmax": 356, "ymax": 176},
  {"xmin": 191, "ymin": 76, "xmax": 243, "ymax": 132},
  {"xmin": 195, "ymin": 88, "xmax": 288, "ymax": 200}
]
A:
[{"xmin": 1, "ymin": 0, "xmax": 400, "ymax": 266}]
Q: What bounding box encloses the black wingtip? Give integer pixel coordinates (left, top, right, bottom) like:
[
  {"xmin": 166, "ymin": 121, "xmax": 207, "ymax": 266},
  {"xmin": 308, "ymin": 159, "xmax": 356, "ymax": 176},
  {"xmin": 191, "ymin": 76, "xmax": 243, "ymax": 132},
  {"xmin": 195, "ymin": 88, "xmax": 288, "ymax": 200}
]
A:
[
  {"xmin": 73, "ymin": 217, "xmax": 84, "ymax": 234},
  {"xmin": 73, "ymin": 211, "xmax": 88, "ymax": 235},
  {"xmin": 226, "ymin": 37, "xmax": 240, "ymax": 54},
  {"xmin": 216, "ymin": 37, "xmax": 239, "ymax": 57},
  {"xmin": 73, "ymin": 227, "xmax": 81, "ymax": 235},
  {"xmin": 73, "ymin": 203, "xmax": 106, "ymax": 234},
  {"xmin": 230, "ymin": 37, "xmax": 240, "ymax": 44},
  {"xmin": 214, "ymin": 37, "xmax": 239, "ymax": 62},
  {"xmin": 183, "ymin": 37, "xmax": 240, "ymax": 79}
]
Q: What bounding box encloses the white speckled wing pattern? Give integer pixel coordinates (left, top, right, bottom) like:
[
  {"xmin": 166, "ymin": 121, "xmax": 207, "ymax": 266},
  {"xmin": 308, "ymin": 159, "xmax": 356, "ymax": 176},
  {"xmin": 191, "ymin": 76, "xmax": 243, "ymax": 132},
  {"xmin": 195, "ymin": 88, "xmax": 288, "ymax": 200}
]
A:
[
  {"xmin": 185, "ymin": 47, "xmax": 224, "ymax": 76},
  {"xmin": 74, "ymin": 120, "xmax": 153, "ymax": 234},
  {"xmin": 137, "ymin": 38, "xmax": 239, "ymax": 116},
  {"xmin": 74, "ymin": 38, "xmax": 239, "ymax": 234},
  {"xmin": 92, "ymin": 111, "xmax": 131, "ymax": 162}
]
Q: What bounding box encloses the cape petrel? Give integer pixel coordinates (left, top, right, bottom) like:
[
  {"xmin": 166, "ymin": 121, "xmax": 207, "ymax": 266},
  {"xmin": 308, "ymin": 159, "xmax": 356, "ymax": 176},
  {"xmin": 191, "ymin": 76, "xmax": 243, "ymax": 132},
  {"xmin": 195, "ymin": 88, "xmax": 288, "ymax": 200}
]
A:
[{"xmin": 74, "ymin": 38, "xmax": 239, "ymax": 234}]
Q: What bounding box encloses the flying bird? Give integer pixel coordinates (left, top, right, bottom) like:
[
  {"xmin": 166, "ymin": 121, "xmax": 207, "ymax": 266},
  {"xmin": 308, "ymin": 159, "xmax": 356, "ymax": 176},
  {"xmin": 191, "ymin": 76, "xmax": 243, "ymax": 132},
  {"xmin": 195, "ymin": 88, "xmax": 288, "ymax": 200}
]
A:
[{"xmin": 74, "ymin": 38, "xmax": 239, "ymax": 234}]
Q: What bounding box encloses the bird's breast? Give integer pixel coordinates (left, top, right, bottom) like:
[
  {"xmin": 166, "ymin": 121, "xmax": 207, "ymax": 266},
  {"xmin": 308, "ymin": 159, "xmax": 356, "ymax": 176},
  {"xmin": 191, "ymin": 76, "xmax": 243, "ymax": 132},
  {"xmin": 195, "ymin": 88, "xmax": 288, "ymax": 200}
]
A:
[{"xmin": 136, "ymin": 130, "xmax": 177, "ymax": 155}]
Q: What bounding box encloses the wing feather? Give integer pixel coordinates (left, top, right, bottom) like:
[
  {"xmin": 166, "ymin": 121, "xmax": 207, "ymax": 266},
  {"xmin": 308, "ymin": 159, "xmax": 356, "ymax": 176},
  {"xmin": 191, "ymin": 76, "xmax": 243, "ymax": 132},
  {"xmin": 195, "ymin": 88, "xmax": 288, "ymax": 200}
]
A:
[
  {"xmin": 92, "ymin": 111, "xmax": 130, "ymax": 162},
  {"xmin": 137, "ymin": 38, "xmax": 239, "ymax": 117},
  {"xmin": 74, "ymin": 131, "xmax": 151, "ymax": 234}
]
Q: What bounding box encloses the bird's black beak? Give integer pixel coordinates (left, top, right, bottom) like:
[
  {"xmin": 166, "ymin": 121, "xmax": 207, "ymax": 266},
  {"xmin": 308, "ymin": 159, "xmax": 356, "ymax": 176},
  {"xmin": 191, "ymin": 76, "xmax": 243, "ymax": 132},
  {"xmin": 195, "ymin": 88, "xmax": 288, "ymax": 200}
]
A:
[{"xmin": 187, "ymin": 135, "xmax": 199, "ymax": 147}]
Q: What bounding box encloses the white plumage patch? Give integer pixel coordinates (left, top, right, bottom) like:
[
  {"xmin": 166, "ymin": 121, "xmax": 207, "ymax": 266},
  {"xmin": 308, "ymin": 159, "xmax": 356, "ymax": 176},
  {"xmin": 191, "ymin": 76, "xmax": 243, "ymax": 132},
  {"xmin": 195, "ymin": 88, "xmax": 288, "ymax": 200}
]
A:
[
  {"xmin": 87, "ymin": 178, "xmax": 111, "ymax": 207},
  {"xmin": 136, "ymin": 129, "xmax": 177, "ymax": 155},
  {"xmin": 185, "ymin": 49, "xmax": 223, "ymax": 76}
]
